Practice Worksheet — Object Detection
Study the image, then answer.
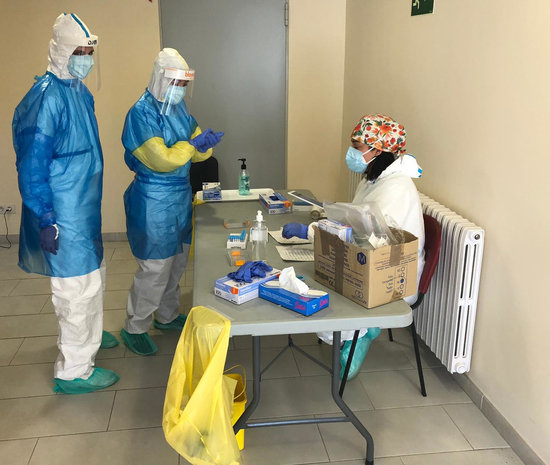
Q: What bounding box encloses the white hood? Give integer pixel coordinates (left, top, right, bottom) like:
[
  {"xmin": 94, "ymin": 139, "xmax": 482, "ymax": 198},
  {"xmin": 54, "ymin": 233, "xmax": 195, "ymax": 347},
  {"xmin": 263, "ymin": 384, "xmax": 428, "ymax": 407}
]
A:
[
  {"xmin": 147, "ymin": 48, "xmax": 190, "ymax": 102},
  {"xmin": 378, "ymin": 154, "xmax": 423, "ymax": 180},
  {"xmin": 47, "ymin": 13, "xmax": 98, "ymax": 80}
]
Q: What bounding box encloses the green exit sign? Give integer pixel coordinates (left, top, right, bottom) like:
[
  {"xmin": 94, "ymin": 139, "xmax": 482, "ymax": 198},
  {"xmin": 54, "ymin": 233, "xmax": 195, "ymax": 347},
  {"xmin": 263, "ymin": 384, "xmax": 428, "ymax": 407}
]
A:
[{"xmin": 411, "ymin": 0, "xmax": 434, "ymax": 16}]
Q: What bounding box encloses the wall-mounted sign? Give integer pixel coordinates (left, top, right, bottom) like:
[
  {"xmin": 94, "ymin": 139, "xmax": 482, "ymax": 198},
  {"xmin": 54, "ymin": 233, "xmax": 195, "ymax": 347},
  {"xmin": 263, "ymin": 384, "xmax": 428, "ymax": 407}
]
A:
[{"xmin": 411, "ymin": 0, "xmax": 434, "ymax": 16}]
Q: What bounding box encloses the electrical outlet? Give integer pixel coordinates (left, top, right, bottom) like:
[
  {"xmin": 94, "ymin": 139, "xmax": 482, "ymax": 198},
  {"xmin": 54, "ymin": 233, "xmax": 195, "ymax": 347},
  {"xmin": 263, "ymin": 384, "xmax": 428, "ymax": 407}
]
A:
[{"xmin": 0, "ymin": 205, "xmax": 16, "ymax": 215}]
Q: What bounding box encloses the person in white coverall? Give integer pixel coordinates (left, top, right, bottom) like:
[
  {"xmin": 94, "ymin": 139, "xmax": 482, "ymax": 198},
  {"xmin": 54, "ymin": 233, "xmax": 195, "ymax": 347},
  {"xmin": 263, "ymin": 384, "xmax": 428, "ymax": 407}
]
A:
[
  {"xmin": 283, "ymin": 114, "xmax": 425, "ymax": 379},
  {"xmin": 12, "ymin": 13, "xmax": 119, "ymax": 394}
]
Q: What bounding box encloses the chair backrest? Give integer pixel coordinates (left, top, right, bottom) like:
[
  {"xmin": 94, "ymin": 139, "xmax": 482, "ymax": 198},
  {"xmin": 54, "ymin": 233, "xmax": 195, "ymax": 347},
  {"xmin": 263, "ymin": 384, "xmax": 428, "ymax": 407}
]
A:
[
  {"xmin": 189, "ymin": 156, "xmax": 219, "ymax": 194},
  {"xmin": 418, "ymin": 214, "xmax": 442, "ymax": 295}
]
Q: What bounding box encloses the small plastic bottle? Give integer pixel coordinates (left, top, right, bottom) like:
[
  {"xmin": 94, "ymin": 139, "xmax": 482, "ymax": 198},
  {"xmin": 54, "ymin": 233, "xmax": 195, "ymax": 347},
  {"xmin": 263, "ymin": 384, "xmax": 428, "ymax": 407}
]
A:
[
  {"xmin": 238, "ymin": 158, "xmax": 250, "ymax": 195},
  {"xmin": 250, "ymin": 210, "xmax": 268, "ymax": 261}
]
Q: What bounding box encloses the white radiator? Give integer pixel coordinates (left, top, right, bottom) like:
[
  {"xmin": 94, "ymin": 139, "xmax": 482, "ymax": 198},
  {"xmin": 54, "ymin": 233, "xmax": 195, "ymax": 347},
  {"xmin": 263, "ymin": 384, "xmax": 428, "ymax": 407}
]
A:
[
  {"xmin": 348, "ymin": 172, "xmax": 363, "ymax": 201},
  {"xmin": 417, "ymin": 192, "xmax": 484, "ymax": 374}
]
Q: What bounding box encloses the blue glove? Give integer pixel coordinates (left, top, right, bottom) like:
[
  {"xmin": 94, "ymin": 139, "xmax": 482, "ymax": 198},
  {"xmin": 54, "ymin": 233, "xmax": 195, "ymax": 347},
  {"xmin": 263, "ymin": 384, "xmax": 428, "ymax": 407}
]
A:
[
  {"xmin": 250, "ymin": 261, "xmax": 273, "ymax": 278},
  {"xmin": 40, "ymin": 225, "xmax": 59, "ymax": 255},
  {"xmin": 189, "ymin": 129, "xmax": 224, "ymax": 153},
  {"xmin": 282, "ymin": 223, "xmax": 308, "ymax": 239},
  {"xmin": 227, "ymin": 261, "xmax": 255, "ymax": 283}
]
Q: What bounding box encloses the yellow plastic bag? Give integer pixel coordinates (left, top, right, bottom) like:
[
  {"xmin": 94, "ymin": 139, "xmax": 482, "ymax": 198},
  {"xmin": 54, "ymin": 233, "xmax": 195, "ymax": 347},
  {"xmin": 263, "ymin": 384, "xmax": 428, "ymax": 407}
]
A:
[
  {"xmin": 163, "ymin": 306, "xmax": 242, "ymax": 465},
  {"xmin": 225, "ymin": 368, "xmax": 247, "ymax": 450}
]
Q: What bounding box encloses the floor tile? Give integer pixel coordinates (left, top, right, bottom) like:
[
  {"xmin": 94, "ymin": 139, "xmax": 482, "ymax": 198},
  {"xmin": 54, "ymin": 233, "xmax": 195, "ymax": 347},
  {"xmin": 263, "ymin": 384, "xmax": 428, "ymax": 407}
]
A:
[
  {"xmin": 401, "ymin": 448, "xmax": 524, "ymax": 465},
  {"xmin": 443, "ymin": 403, "xmax": 509, "ymax": 449},
  {"xmin": 239, "ymin": 421, "xmax": 328, "ymax": 465},
  {"xmin": 40, "ymin": 298, "xmax": 54, "ymax": 313},
  {"xmin": 0, "ymin": 338, "xmax": 23, "ymax": 366},
  {"xmin": 358, "ymin": 368, "xmax": 471, "ymax": 409},
  {"xmin": 0, "ymin": 280, "xmax": 18, "ymax": 296},
  {"xmin": 0, "ymin": 266, "xmax": 31, "ymax": 281},
  {"xmin": 389, "ymin": 328, "xmax": 444, "ymax": 369},
  {"xmin": 225, "ymin": 346, "xmax": 300, "ymax": 380},
  {"xmin": 0, "ymin": 295, "xmax": 49, "ymax": 316},
  {"xmin": 111, "ymin": 247, "xmax": 134, "ymax": 260},
  {"xmin": 249, "ymin": 375, "xmax": 373, "ymax": 419},
  {"xmin": 0, "ymin": 392, "xmax": 114, "ymax": 440},
  {"xmin": 11, "ymin": 336, "xmax": 58, "ymax": 365},
  {"xmin": 107, "ymin": 259, "xmax": 138, "ymax": 275},
  {"xmin": 318, "ymin": 405, "xmax": 471, "ymax": 460},
  {"xmin": 0, "ymin": 314, "xmax": 58, "ymax": 338},
  {"xmin": 109, "ymin": 387, "xmax": 165, "ymax": 430},
  {"xmin": 310, "ymin": 459, "xmax": 403, "ymax": 465},
  {"xmin": 29, "ymin": 427, "xmax": 178, "ymax": 465},
  {"xmin": 104, "ymin": 290, "xmax": 129, "ymax": 310},
  {"xmin": 100, "ymin": 355, "xmax": 173, "ymax": 390},
  {"xmin": 105, "ymin": 273, "xmax": 134, "ymax": 291},
  {"xmin": 103, "ymin": 309, "xmax": 127, "ymax": 332},
  {"xmin": 10, "ymin": 278, "xmax": 51, "ymax": 296},
  {"xmin": 0, "ymin": 438, "xmax": 37, "ymax": 465},
  {"xmin": 103, "ymin": 241, "xmax": 132, "ymax": 249},
  {"xmin": 0, "ymin": 363, "xmax": 54, "ymax": 399},
  {"xmin": 96, "ymin": 336, "xmax": 127, "ymax": 360}
]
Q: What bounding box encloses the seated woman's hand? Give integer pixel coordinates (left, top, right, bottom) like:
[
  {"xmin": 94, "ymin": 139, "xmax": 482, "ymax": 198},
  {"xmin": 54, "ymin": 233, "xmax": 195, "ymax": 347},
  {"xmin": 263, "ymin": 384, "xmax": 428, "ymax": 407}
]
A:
[{"xmin": 282, "ymin": 223, "xmax": 308, "ymax": 239}]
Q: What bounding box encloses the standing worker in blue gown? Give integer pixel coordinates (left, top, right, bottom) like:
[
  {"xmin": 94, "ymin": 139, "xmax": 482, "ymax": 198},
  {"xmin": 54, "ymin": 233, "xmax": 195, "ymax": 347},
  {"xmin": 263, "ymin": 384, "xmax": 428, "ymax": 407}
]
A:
[
  {"xmin": 120, "ymin": 48, "xmax": 224, "ymax": 355},
  {"xmin": 12, "ymin": 13, "xmax": 119, "ymax": 394}
]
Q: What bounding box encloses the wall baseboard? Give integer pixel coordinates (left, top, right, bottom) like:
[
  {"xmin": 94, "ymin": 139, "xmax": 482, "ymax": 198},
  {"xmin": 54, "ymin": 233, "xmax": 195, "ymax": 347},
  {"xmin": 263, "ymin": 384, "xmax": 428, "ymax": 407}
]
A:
[{"xmin": 453, "ymin": 374, "xmax": 545, "ymax": 465}]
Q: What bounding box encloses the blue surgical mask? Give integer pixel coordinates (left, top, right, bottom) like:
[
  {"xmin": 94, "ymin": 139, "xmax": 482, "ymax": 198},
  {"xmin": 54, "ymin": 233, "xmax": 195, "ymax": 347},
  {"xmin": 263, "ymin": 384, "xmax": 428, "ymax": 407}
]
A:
[
  {"xmin": 166, "ymin": 85, "xmax": 186, "ymax": 105},
  {"xmin": 67, "ymin": 55, "xmax": 94, "ymax": 79},
  {"xmin": 346, "ymin": 146, "xmax": 374, "ymax": 173}
]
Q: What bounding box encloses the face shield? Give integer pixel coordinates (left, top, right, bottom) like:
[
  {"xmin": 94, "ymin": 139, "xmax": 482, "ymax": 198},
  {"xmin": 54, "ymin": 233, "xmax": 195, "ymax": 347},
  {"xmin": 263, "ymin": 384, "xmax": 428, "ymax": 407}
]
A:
[
  {"xmin": 69, "ymin": 43, "xmax": 101, "ymax": 90},
  {"xmin": 160, "ymin": 67, "xmax": 195, "ymax": 116}
]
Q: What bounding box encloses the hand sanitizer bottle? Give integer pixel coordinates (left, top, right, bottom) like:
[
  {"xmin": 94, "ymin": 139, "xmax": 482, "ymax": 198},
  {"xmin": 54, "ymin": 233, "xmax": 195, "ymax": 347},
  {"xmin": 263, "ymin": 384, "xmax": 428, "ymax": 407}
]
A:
[
  {"xmin": 250, "ymin": 210, "xmax": 268, "ymax": 261},
  {"xmin": 238, "ymin": 158, "xmax": 250, "ymax": 195}
]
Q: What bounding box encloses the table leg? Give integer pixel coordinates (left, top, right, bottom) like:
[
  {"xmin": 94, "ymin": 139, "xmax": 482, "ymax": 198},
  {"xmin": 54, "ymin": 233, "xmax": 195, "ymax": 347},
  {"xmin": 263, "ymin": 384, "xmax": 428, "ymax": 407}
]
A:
[
  {"xmin": 233, "ymin": 335, "xmax": 261, "ymax": 433},
  {"xmin": 332, "ymin": 331, "xmax": 374, "ymax": 465}
]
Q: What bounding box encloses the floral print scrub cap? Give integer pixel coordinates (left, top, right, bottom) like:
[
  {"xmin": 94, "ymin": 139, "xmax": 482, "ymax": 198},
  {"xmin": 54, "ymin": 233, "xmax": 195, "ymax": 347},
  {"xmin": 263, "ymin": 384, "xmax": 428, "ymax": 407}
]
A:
[{"xmin": 351, "ymin": 114, "xmax": 407, "ymax": 154}]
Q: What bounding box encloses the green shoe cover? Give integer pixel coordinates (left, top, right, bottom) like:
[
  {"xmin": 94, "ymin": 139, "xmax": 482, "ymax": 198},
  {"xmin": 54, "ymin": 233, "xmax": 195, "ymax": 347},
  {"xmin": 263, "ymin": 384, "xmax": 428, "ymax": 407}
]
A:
[
  {"xmin": 339, "ymin": 327, "xmax": 382, "ymax": 380},
  {"xmin": 120, "ymin": 329, "xmax": 158, "ymax": 356},
  {"xmin": 153, "ymin": 314, "xmax": 187, "ymax": 331},
  {"xmin": 54, "ymin": 367, "xmax": 119, "ymax": 394},
  {"xmin": 100, "ymin": 330, "xmax": 119, "ymax": 349}
]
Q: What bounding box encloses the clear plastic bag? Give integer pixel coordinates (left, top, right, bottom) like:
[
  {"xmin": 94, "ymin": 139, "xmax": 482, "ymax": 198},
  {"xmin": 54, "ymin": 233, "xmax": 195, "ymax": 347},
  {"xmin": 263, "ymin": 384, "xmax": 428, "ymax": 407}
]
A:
[{"xmin": 323, "ymin": 201, "xmax": 405, "ymax": 248}]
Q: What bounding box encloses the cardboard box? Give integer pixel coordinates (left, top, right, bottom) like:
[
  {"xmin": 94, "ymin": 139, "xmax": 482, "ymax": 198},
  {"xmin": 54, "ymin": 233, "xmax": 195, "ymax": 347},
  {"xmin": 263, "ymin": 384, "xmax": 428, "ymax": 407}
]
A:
[
  {"xmin": 259, "ymin": 284, "xmax": 329, "ymax": 316},
  {"xmin": 313, "ymin": 226, "xmax": 418, "ymax": 309},
  {"xmin": 214, "ymin": 268, "xmax": 280, "ymax": 304}
]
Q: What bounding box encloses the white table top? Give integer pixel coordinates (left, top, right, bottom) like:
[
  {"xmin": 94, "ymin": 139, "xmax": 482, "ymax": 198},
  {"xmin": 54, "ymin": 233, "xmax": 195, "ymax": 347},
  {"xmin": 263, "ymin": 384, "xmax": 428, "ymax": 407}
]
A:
[{"xmin": 193, "ymin": 191, "xmax": 413, "ymax": 336}]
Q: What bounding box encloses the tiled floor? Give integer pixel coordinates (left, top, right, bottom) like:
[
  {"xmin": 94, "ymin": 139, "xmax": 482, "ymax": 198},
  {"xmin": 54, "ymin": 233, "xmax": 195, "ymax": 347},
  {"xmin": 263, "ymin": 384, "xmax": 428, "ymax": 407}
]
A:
[{"xmin": 0, "ymin": 242, "xmax": 524, "ymax": 465}]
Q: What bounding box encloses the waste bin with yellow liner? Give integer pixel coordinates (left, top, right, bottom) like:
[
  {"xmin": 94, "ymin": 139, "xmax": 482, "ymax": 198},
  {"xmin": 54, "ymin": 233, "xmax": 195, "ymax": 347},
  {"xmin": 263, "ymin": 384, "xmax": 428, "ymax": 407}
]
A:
[{"xmin": 163, "ymin": 306, "xmax": 245, "ymax": 465}]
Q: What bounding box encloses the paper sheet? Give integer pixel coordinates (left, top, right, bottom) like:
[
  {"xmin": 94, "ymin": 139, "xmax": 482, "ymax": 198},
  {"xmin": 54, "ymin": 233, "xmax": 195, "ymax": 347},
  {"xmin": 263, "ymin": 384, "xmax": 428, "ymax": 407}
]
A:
[
  {"xmin": 275, "ymin": 244, "xmax": 315, "ymax": 262},
  {"xmin": 269, "ymin": 229, "xmax": 312, "ymax": 245}
]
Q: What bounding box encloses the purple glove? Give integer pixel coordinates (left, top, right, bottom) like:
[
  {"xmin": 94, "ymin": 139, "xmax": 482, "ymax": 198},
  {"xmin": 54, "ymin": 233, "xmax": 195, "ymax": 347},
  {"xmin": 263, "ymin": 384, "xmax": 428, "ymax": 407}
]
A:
[
  {"xmin": 227, "ymin": 261, "xmax": 255, "ymax": 283},
  {"xmin": 40, "ymin": 225, "xmax": 59, "ymax": 255},
  {"xmin": 282, "ymin": 223, "xmax": 308, "ymax": 239}
]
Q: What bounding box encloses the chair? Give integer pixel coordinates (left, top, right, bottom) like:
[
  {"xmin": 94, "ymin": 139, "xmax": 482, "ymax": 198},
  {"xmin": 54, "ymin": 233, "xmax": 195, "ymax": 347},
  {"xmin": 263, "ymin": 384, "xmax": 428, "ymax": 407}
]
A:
[
  {"xmin": 189, "ymin": 156, "xmax": 219, "ymax": 195},
  {"xmin": 388, "ymin": 213, "xmax": 442, "ymax": 396}
]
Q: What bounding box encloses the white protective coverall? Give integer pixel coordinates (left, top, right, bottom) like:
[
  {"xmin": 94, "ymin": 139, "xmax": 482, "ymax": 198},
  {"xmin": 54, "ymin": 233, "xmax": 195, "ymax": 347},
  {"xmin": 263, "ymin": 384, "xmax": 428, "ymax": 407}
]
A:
[{"xmin": 318, "ymin": 154, "xmax": 425, "ymax": 344}]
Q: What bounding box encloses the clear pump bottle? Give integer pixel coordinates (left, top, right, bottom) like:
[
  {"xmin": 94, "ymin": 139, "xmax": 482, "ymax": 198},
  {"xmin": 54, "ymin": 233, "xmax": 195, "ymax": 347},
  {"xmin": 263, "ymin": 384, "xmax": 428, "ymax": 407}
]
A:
[
  {"xmin": 238, "ymin": 158, "xmax": 250, "ymax": 195},
  {"xmin": 250, "ymin": 210, "xmax": 268, "ymax": 261}
]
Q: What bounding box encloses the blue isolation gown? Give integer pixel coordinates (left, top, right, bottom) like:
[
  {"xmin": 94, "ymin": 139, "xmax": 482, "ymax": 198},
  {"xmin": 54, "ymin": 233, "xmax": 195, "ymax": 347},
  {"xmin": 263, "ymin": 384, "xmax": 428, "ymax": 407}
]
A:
[
  {"xmin": 12, "ymin": 72, "xmax": 103, "ymax": 278},
  {"xmin": 122, "ymin": 90, "xmax": 198, "ymax": 260}
]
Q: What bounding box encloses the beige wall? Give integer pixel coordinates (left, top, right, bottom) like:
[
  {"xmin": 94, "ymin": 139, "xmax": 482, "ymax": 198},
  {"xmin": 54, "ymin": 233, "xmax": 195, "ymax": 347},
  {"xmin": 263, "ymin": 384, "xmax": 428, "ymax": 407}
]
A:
[
  {"xmin": 344, "ymin": 0, "xmax": 550, "ymax": 462},
  {"xmin": 0, "ymin": 0, "xmax": 161, "ymax": 234},
  {"xmin": 287, "ymin": 0, "xmax": 348, "ymax": 202}
]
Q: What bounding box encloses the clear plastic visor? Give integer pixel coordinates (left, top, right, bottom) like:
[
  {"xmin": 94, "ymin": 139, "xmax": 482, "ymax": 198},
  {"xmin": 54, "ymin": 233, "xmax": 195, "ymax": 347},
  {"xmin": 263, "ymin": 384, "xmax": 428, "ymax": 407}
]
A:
[
  {"xmin": 68, "ymin": 44, "xmax": 101, "ymax": 91},
  {"xmin": 160, "ymin": 68, "xmax": 194, "ymax": 116}
]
